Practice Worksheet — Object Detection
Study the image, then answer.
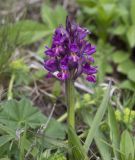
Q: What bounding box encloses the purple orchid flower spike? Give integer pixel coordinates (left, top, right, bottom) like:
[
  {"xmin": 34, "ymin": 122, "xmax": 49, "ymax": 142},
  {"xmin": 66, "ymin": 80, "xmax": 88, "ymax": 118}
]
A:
[{"xmin": 44, "ymin": 16, "xmax": 97, "ymax": 83}]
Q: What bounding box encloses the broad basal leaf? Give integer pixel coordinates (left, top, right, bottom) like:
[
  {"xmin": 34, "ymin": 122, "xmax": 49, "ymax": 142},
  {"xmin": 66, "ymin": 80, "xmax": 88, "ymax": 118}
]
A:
[
  {"xmin": 117, "ymin": 59, "xmax": 135, "ymax": 75},
  {"xmin": 128, "ymin": 69, "xmax": 135, "ymax": 82},
  {"xmin": 0, "ymin": 98, "xmax": 46, "ymax": 128},
  {"xmin": 41, "ymin": 4, "xmax": 67, "ymax": 29},
  {"xmin": 112, "ymin": 51, "xmax": 129, "ymax": 64},
  {"xmin": 127, "ymin": 25, "xmax": 135, "ymax": 47},
  {"xmin": 0, "ymin": 98, "xmax": 66, "ymax": 140},
  {"xmin": 7, "ymin": 20, "xmax": 50, "ymax": 45},
  {"xmin": 120, "ymin": 130, "xmax": 134, "ymax": 160},
  {"xmin": 119, "ymin": 80, "xmax": 135, "ymax": 91},
  {"xmin": 0, "ymin": 135, "xmax": 14, "ymax": 148},
  {"xmin": 77, "ymin": 0, "xmax": 97, "ymax": 7},
  {"xmin": 130, "ymin": 0, "xmax": 135, "ymax": 25}
]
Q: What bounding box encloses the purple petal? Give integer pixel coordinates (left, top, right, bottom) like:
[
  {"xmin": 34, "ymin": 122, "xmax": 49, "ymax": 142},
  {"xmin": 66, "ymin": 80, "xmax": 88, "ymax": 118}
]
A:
[
  {"xmin": 57, "ymin": 71, "xmax": 69, "ymax": 80},
  {"xmin": 54, "ymin": 46, "xmax": 64, "ymax": 55},
  {"xmin": 83, "ymin": 63, "xmax": 97, "ymax": 74},
  {"xmin": 60, "ymin": 57, "xmax": 69, "ymax": 70},
  {"xmin": 53, "ymin": 26, "xmax": 68, "ymax": 45},
  {"xmin": 88, "ymin": 46, "xmax": 96, "ymax": 55},
  {"xmin": 70, "ymin": 42, "xmax": 79, "ymax": 53},
  {"xmin": 69, "ymin": 53, "xmax": 79, "ymax": 62},
  {"xmin": 44, "ymin": 58, "xmax": 58, "ymax": 72},
  {"xmin": 84, "ymin": 43, "xmax": 91, "ymax": 53},
  {"xmin": 77, "ymin": 26, "xmax": 90, "ymax": 39},
  {"xmin": 84, "ymin": 43, "xmax": 96, "ymax": 55},
  {"xmin": 86, "ymin": 75, "xmax": 96, "ymax": 83},
  {"xmin": 45, "ymin": 47, "xmax": 55, "ymax": 57},
  {"xmin": 88, "ymin": 56, "xmax": 95, "ymax": 63}
]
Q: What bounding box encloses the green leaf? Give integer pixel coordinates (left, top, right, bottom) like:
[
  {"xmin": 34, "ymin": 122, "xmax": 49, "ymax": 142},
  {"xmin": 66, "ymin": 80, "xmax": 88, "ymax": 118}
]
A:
[
  {"xmin": 41, "ymin": 4, "xmax": 67, "ymax": 29},
  {"xmin": 128, "ymin": 69, "xmax": 135, "ymax": 82},
  {"xmin": 96, "ymin": 41, "xmax": 114, "ymax": 82},
  {"xmin": 41, "ymin": 4, "xmax": 56, "ymax": 28},
  {"xmin": 112, "ymin": 51, "xmax": 129, "ymax": 63},
  {"xmin": 0, "ymin": 135, "xmax": 14, "ymax": 148},
  {"xmin": 81, "ymin": 110, "xmax": 111, "ymax": 160},
  {"xmin": 23, "ymin": 138, "xmax": 39, "ymax": 157},
  {"xmin": 99, "ymin": 0, "xmax": 117, "ymax": 3},
  {"xmin": 117, "ymin": 60, "xmax": 135, "ymax": 75},
  {"xmin": 108, "ymin": 106, "xmax": 120, "ymax": 159},
  {"xmin": 84, "ymin": 82, "xmax": 111, "ymax": 153},
  {"xmin": 47, "ymin": 153, "xmax": 67, "ymax": 160},
  {"xmin": 68, "ymin": 126, "xmax": 88, "ymax": 160},
  {"xmin": 82, "ymin": 6, "xmax": 97, "ymax": 15},
  {"xmin": 97, "ymin": 3, "xmax": 117, "ymax": 26},
  {"xmin": 130, "ymin": 0, "xmax": 135, "ymax": 24},
  {"xmin": 119, "ymin": 80, "xmax": 135, "ymax": 91},
  {"xmin": 97, "ymin": 54, "xmax": 108, "ymax": 82},
  {"xmin": 133, "ymin": 137, "xmax": 135, "ymax": 154},
  {"xmin": 117, "ymin": 6, "xmax": 129, "ymax": 25},
  {"xmin": 0, "ymin": 124, "xmax": 15, "ymax": 136},
  {"xmin": 52, "ymin": 81, "xmax": 61, "ymax": 97},
  {"xmin": 0, "ymin": 98, "xmax": 66, "ymax": 140},
  {"xmin": 77, "ymin": 0, "xmax": 97, "ymax": 7},
  {"xmin": 1, "ymin": 20, "xmax": 50, "ymax": 45},
  {"xmin": 42, "ymin": 136, "xmax": 67, "ymax": 149},
  {"xmin": 127, "ymin": 25, "xmax": 135, "ymax": 47},
  {"xmin": 0, "ymin": 23, "xmax": 19, "ymax": 75},
  {"xmin": 53, "ymin": 5, "xmax": 67, "ymax": 27},
  {"xmin": 15, "ymin": 20, "xmax": 51, "ymax": 45},
  {"xmin": 95, "ymin": 130, "xmax": 111, "ymax": 160},
  {"xmin": 112, "ymin": 25, "xmax": 126, "ymax": 35},
  {"xmin": 1, "ymin": 20, "xmax": 51, "ymax": 46},
  {"xmin": 120, "ymin": 130, "xmax": 134, "ymax": 160},
  {"xmin": 45, "ymin": 118, "xmax": 66, "ymax": 140},
  {"xmin": 106, "ymin": 65, "xmax": 113, "ymax": 74},
  {"xmin": 0, "ymin": 98, "xmax": 47, "ymax": 128}
]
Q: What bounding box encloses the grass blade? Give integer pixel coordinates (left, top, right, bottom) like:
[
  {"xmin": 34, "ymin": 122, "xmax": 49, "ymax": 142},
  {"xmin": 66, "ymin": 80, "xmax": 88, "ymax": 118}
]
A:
[
  {"xmin": 84, "ymin": 82, "xmax": 111, "ymax": 153},
  {"xmin": 95, "ymin": 129, "xmax": 111, "ymax": 160},
  {"xmin": 108, "ymin": 105, "xmax": 120, "ymax": 159},
  {"xmin": 81, "ymin": 110, "xmax": 111, "ymax": 160}
]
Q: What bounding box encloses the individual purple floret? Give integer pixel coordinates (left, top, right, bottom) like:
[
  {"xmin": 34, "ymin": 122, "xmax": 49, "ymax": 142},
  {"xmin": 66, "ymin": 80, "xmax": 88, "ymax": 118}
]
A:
[{"xmin": 44, "ymin": 17, "xmax": 97, "ymax": 82}]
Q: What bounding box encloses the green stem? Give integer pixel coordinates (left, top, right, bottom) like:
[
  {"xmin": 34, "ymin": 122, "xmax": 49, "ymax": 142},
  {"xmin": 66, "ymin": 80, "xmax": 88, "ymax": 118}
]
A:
[
  {"xmin": 7, "ymin": 74, "xmax": 15, "ymax": 100},
  {"xmin": 19, "ymin": 125, "xmax": 27, "ymax": 160},
  {"xmin": 57, "ymin": 112, "xmax": 68, "ymax": 123},
  {"xmin": 65, "ymin": 79, "xmax": 75, "ymax": 129},
  {"xmin": 57, "ymin": 102, "xmax": 95, "ymax": 123}
]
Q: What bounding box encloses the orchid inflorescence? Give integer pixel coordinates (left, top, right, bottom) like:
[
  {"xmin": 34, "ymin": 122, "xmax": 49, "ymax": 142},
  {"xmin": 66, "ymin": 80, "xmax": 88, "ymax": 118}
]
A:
[{"xmin": 44, "ymin": 17, "xmax": 97, "ymax": 82}]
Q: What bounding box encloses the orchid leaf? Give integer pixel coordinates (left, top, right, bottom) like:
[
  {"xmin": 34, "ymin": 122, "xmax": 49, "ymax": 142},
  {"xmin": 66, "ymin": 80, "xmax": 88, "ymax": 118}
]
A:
[{"xmin": 84, "ymin": 82, "xmax": 111, "ymax": 153}]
